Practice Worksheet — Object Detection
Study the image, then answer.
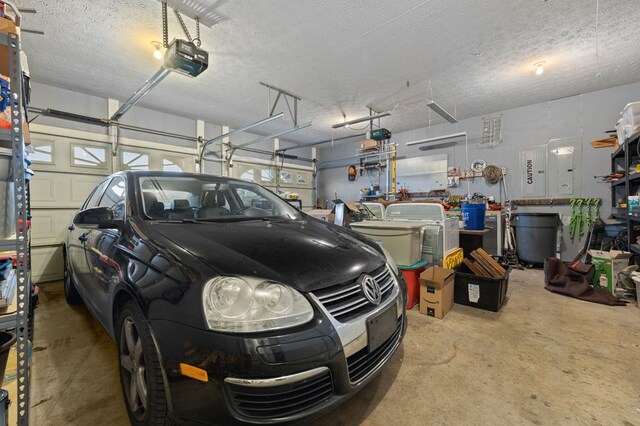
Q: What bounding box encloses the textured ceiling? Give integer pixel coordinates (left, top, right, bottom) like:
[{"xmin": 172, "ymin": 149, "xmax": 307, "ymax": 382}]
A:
[{"xmin": 18, "ymin": 0, "xmax": 640, "ymax": 143}]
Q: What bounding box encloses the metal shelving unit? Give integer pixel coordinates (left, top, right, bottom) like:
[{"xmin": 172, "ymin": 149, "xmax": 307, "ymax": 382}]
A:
[
  {"xmin": 0, "ymin": 26, "xmax": 32, "ymax": 425},
  {"xmin": 611, "ymin": 132, "xmax": 640, "ymax": 253}
]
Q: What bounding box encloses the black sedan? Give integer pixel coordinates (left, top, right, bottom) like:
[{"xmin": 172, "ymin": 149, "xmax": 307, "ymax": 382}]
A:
[{"xmin": 64, "ymin": 171, "xmax": 406, "ymax": 425}]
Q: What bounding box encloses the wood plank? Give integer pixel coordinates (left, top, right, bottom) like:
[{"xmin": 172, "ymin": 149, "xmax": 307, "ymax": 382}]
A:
[
  {"xmin": 472, "ymin": 260, "xmax": 494, "ymax": 277},
  {"xmin": 476, "ymin": 248, "xmax": 507, "ymax": 275},
  {"xmin": 470, "ymin": 251, "xmax": 502, "ymax": 278},
  {"xmin": 463, "ymin": 258, "xmax": 488, "ymax": 277}
]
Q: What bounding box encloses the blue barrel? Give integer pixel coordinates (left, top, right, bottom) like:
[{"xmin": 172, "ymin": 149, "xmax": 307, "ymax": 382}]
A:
[{"xmin": 462, "ymin": 203, "xmax": 486, "ymax": 230}]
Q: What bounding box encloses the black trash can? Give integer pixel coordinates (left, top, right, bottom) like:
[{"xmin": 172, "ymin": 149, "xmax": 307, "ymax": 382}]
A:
[{"xmin": 512, "ymin": 213, "xmax": 560, "ymax": 265}]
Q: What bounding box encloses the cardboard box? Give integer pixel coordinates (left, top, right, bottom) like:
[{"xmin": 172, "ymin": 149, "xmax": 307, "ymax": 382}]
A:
[
  {"xmin": 306, "ymin": 209, "xmax": 332, "ymax": 222},
  {"xmin": 419, "ymin": 266, "xmax": 455, "ymax": 319},
  {"xmin": 360, "ymin": 139, "xmax": 379, "ymax": 150},
  {"xmin": 589, "ymin": 249, "xmax": 632, "ymax": 293}
]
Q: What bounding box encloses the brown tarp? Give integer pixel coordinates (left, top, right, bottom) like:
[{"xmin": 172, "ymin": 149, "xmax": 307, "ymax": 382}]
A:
[{"xmin": 543, "ymin": 257, "xmax": 626, "ymax": 306}]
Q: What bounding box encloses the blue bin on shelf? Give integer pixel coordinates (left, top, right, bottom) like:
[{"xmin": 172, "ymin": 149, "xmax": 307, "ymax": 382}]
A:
[{"xmin": 462, "ymin": 203, "xmax": 486, "ymax": 230}]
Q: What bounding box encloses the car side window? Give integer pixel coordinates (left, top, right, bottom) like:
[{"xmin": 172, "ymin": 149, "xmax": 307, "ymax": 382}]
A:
[
  {"xmin": 98, "ymin": 177, "xmax": 126, "ymax": 220},
  {"xmin": 83, "ymin": 178, "xmax": 111, "ymax": 210}
]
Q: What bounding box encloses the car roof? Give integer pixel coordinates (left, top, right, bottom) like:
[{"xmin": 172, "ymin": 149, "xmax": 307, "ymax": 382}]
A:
[{"xmin": 113, "ymin": 170, "xmax": 248, "ymax": 185}]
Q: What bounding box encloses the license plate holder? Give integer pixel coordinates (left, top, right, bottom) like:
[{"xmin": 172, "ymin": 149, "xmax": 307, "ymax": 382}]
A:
[{"xmin": 366, "ymin": 304, "xmax": 397, "ymax": 353}]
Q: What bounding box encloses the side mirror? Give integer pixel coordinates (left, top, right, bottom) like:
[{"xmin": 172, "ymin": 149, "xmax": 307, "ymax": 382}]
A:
[{"xmin": 73, "ymin": 207, "xmax": 122, "ymax": 229}]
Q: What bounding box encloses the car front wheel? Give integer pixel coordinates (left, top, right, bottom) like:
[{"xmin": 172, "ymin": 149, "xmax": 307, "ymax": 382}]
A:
[{"xmin": 117, "ymin": 301, "xmax": 169, "ymax": 426}]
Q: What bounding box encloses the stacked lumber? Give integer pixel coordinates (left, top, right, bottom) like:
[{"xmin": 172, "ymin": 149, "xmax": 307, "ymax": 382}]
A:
[{"xmin": 463, "ymin": 248, "xmax": 506, "ymax": 278}]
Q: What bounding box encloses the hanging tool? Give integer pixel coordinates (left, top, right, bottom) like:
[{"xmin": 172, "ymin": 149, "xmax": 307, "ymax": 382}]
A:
[
  {"xmin": 576, "ymin": 198, "xmax": 584, "ymax": 239},
  {"xmin": 584, "ymin": 198, "xmax": 592, "ymax": 231},
  {"xmin": 593, "ymin": 198, "xmax": 601, "ymax": 226},
  {"xmin": 569, "ymin": 198, "xmax": 577, "ymax": 240}
]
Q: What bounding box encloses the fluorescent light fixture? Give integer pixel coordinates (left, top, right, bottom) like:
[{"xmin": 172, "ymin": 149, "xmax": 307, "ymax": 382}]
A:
[
  {"xmin": 332, "ymin": 112, "xmax": 391, "ymax": 129},
  {"xmin": 426, "ymin": 101, "xmax": 458, "ymax": 123},
  {"xmin": 418, "ymin": 142, "xmax": 457, "ymax": 151},
  {"xmin": 406, "ymin": 131, "xmax": 467, "ymax": 146},
  {"xmin": 236, "ymin": 122, "xmax": 313, "ymax": 148}
]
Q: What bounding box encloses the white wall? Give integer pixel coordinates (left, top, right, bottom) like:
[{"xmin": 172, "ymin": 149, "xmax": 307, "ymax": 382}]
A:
[{"xmin": 318, "ymin": 81, "xmax": 640, "ymax": 259}]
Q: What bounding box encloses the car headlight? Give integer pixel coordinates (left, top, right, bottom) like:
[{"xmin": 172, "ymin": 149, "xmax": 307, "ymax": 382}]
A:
[
  {"xmin": 380, "ymin": 246, "xmax": 399, "ymax": 273},
  {"xmin": 202, "ymin": 276, "xmax": 314, "ymax": 332}
]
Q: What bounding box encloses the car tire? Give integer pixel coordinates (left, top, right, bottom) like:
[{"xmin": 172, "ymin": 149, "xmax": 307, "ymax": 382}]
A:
[
  {"xmin": 63, "ymin": 248, "xmax": 83, "ymax": 305},
  {"xmin": 117, "ymin": 300, "xmax": 170, "ymax": 426}
]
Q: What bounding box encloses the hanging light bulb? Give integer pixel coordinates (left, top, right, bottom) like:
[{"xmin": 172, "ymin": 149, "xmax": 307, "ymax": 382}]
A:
[
  {"xmin": 152, "ymin": 41, "xmax": 162, "ymax": 60},
  {"xmin": 534, "ymin": 61, "xmax": 545, "ymax": 75}
]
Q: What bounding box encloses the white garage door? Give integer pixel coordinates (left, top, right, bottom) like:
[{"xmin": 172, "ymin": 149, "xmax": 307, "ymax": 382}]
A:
[
  {"xmin": 29, "ymin": 124, "xmax": 196, "ymax": 283},
  {"xmin": 231, "ymin": 157, "xmax": 314, "ymax": 209}
]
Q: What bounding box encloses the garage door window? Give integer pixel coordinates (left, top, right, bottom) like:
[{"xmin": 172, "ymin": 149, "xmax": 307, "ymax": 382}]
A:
[
  {"xmin": 240, "ymin": 169, "xmax": 255, "ymax": 182},
  {"xmin": 279, "ymin": 170, "xmax": 292, "ymax": 184},
  {"xmin": 30, "ymin": 140, "xmax": 54, "ymax": 164},
  {"xmin": 261, "ymin": 168, "xmax": 275, "ymax": 183},
  {"xmin": 122, "ymin": 151, "xmax": 149, "ymax": 171},
  {"xmin": 72, "ymin": 145, "xmax": 107, "ymax": 169},
  {"xmin": 163, "ymin": 157, "xmax": 183, "ymax": 172}
]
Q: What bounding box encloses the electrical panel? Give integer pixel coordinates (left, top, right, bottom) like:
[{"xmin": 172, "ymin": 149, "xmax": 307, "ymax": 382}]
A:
[{"xmin": 548, "ymin": 137, "xmax": 581, "ymax": 197}]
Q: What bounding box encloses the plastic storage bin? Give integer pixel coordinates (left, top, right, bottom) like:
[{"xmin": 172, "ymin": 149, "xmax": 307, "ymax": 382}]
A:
[
  {"xmin": 454, "ymin": 262, "xmax": 510, "ymax": 312},
  {"xmin": 385, "ymin": 203, "xmax": 459, "ymax": 267},
  {"xmin": 622, "ymin": 102, "xmax": 640, "ymax": 137},
  {"xmin": 350, "ymin": 220, "xmax": 425, "ymax": 266}
]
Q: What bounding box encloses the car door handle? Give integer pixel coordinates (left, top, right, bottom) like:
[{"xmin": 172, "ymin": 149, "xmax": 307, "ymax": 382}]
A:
[{"xmin": 78, "ymin": 232, "xmax": 89, "ymax": 242}]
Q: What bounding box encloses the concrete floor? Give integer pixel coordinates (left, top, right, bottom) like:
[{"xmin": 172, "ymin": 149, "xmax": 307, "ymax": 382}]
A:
[{"xmin": 30, "ymin": 269, "xmax": 640, "ymax": 425}]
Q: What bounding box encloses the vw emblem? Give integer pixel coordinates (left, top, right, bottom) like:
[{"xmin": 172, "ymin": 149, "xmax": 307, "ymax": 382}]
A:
[{"xmin": 360, "ymin": 274, "xmax": 382, "ymax": 305}]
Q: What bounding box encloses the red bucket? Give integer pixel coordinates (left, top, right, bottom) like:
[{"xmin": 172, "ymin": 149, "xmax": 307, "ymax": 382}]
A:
[{"xmin": 400, "ymin": 263, "xmax": 426, "ymax": 310}]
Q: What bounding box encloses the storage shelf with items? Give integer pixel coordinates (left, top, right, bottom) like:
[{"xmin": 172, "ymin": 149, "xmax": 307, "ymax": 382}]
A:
[
  {"xmin": 0, "ymin": 2, "xmax": 34, "ymax": 424},
  {"xmin": 610, "ymin": 130, "xmax": 640, "ymax": 252}
]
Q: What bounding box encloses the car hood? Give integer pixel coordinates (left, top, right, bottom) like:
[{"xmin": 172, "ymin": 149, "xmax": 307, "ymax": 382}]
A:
[{"xmin": 151, "ymin": 218, "xmax": 386, "ymax": 292}]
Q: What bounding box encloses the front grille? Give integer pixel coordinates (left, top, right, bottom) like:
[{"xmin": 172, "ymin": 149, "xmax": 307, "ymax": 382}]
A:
[
  {"xmin": 347, "ymin": 317, "xmax": 403, "ymax": 383},
  {"xmin": 226, "ymin": 369, "xmax": 333, "ymax": 420},
  {"xmin": 312, "ymin": 265, "xmax": 395, "ymax": 322}
]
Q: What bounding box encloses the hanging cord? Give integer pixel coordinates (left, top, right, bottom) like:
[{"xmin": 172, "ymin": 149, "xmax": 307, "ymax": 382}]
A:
[
  {"xmin": 585, "ymin": 198, "xmax": 592, "ymax": 231},
  {"xmin": 595, "ymin": 0, "xmax": 600, "ymax": 67},
  {"xmin": 569, "ymin": 198, "xmax": 577, "ymax": 240},
  {"xmin": 576, "ymin": 198, "xmax": 585, "ymax": 239}
]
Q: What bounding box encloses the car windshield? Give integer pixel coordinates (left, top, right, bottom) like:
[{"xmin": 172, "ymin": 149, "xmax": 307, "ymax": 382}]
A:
[{"xmin": 138, "ymin": 175, "xmax": 302, "ymax": 222}]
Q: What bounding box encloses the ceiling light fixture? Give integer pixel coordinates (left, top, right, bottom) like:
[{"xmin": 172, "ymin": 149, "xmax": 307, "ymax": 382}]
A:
[
  {"xmin": 406, "ymin": 131, "xmax": 467, "ymax": 146},
  {"xmin": 534, "ymin": 61, "xmax": 545, "ymax": 75},
  {"xmin": 332, "ymin": 111, "xmax": 391, "ymax": 129},
  {"xmin": 426, "ymin": 101, "xmax": 458, "ymax": 123},
  {"xmin": 152, "ymin": 41, "xmax": 163, "ymax": 60}
]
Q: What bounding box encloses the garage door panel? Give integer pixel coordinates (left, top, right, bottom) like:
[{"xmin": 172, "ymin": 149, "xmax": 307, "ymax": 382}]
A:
[
  {"xmin": 31, "ymin": 209, "xmax": 76, "ymax": 246},
  {"xmin": 30, "ymin": 176, "xmax": 55, "ymax": 203},
  {"xmin": 32, "ymin": 246, "xmax": 64, "ymax": 283},
  {"xmin": 70, "ymin": 175, "xmax": 103, "ymax": 203},
  {"xmin": 31, "ymin": 172, "xmax": 103, "ymax": 208}
]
